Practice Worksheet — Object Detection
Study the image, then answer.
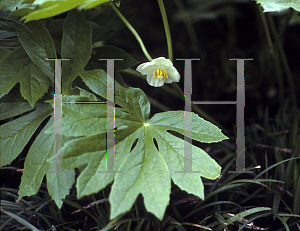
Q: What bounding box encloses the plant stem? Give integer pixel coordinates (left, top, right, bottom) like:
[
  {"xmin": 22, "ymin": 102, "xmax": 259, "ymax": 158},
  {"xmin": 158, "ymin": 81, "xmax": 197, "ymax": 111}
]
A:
[
  {"xmin": 109, "ymin": 2, "xmax": 152, "ymax": 62},
  {"xmin": 157, "ymin": 0, "xmax": 173, "ymax": 62},
  {"xmin": 157, "ymin": 0, "xmax": 229, "ymax": 135}
]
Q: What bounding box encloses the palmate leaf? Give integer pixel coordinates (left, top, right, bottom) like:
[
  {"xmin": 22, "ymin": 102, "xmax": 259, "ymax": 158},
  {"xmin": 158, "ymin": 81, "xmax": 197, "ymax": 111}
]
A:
[
  {"xmin": 17, "ymin": 114, "xmax": 75, "ymax": 208},
  {"xmin": 252, "ymin": 0, "xmax": 300, "ymax": 12},
  {"xmin": 0, "ymin": 19, "xmax": 56, "ymax": 107},
  {"xmin": 0, "ymin": 10, "xmax": 92, "ymax": 208},
  {"xmin": 0, "ymin": 9, "xmax": 90, "ymax": 166},
  {"xmin": 0, "ymin": 86, "xmax": 75, "ymax": 208},
  {"xmin": 52, "ymin": 69, "xmax": 228, "ymax": 220},
  {"xmin": 13, "ymin": 20, "xmax": 56, "ymax": 79},
  {"xmin": 61, "ymin": 9, "xmax": 92, "ymax": 95},
  {"xmin": 0, "ymin": 102, "xmax": 52, "ymax": 167},
  {"xmin": 0, "ymin": 47, "xmax": 52, "ymax": 107}
]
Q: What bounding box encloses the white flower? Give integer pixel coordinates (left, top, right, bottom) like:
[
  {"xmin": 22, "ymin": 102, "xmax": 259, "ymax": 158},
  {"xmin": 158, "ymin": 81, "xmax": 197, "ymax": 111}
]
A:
[{"xmin": 136, "ymin": 57, "xmax": 180, "ymax": 87}]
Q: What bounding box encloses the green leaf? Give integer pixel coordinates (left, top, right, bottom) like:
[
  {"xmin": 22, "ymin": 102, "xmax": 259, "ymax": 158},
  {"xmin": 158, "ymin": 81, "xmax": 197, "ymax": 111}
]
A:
[
  {"xmin": 13, "ymin": 20, "xmax": 56, "ymax": 81},
  {"xmin": 110, "ymin": 127, "xmax": 171, "ymax": 220},
  {"xmin": 215, "ymin": 207, "xmax": 272, "ymax": 231},
  {"xmin": 44, "ymin": 86, "xmax": 129, "ymax": 137},
  {"xmin": 45, "ymin": 18, "xmax": 64, "ymax": 56},
  {"xmin": 79, "ymin": 69, "xmax": 149, "ymax": 122},
  {"xmin": 77, "ymin": 0, "xmax": 112, "ymax": 10},
  {"xmin": 149, "ymin": 111, "xmax": 228, "ymax": 143},
  {"xmin": 60, "ymin": 133, "xmax": 116, "ymax": 200},
  {"xmin": 0, "ymin": 83, "xmax": 73, "ymax": 208},
  {"xmin": 0, "ymin": 11, "xmax": 17, "ymax": 39},
  {"xmin": 7, "ymin": 5, "xmax": 36, "ymax": 20},
  {"xmin": 90, "ymin": 4, "xmax": 136, "ymax": 42},
  {"xmin": 18, "ymin": 116, "xmax": 75, "ymax": 208},
  {"xmin": 0, "ymin": 38, "xmax": 21, "ymax": 49},
  {"xmin": 18, "ymin": 0, "xmax": 111, "ymax": 23},
  {"xmin": 21, "ymin": 0, "xmax": 85, "ymax": 22},
  {"xmin": 1, "ymin": 207, "xmax": 40, "ymax": 231},
  {"xmin": 252, "ymin": 0, "xmax": 300, "ymax": 12},
  {"xmin": 147, "ymin": 111, "xmax": 226, "ymax": 196},
  {"xmin": 0, "ymin": 0, "xmax": 25, "ymax": 11},
  {"xmin": 46, "ymin": 18, "xmax": 64, "ymax": 38},
  {"xmin": 61, "ymin": 10, "xmax": 92, "ymax": 95},
  {"xmin": 0, "ymin": 82, "xmax": 32, "ymax": 103},
  {"xmin": 0, "ymin": 47, "xmax": 10, "ymax": 60},
  {"xmin": 114, "ymin": 70, "xmax": 125, "ymax": 87},
  {"xmin": 0, "ymin": 102, "xmax": 53, "ymax": 167},
  {"xmin": 90, "ymin": 45, "xmax": 139, "ymax": 71},
  {"xmin": 0, "ymin": 46, "xmax": 51, "ymax": 107},
  {"xmin": 55, "ymin": 69, "xmax": 226, "ymax": 220}
]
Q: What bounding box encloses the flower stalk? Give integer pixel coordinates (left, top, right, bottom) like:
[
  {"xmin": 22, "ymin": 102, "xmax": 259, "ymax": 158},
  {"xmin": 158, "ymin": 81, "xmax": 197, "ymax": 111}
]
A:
[
  {"xmin": 157, "ymin": 0, "xmax": 173, "ymax": 63},
  {"xmin": 109, "ymin": 2, "xmax": 152, "ymax": 62}
]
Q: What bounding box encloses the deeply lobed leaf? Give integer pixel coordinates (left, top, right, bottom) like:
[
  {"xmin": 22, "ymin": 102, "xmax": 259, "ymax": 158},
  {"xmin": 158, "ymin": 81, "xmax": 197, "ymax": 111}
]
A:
[{"xmin": 55, "ymin": 68, "xmax": 227, "ymax": 220}]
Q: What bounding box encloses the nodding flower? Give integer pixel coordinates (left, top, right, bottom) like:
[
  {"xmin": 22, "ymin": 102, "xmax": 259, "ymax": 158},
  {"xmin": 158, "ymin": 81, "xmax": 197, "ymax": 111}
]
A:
[{"xmin": 136, "ymin": 57, "xmax": 180, "ymax": 87}]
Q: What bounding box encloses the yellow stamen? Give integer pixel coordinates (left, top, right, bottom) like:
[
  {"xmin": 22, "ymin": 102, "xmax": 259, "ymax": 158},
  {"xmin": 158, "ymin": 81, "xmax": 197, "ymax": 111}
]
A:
[
  {"xmin": 153, "ymin": 68, "xmax": 168, "ymax": 81},
  {"xmin": 163, "ymin": 69, "xmax": 168, "ymax": 78}
]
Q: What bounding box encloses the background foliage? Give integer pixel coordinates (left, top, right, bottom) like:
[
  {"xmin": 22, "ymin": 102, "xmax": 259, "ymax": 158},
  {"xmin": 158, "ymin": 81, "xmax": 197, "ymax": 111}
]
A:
[{"xmin": 0, "ymin": 0, "xmax": 300, "ymax": 230}]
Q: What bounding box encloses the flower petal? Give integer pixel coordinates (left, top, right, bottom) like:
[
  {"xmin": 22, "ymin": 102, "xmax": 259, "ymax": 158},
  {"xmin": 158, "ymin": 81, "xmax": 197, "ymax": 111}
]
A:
[
  {"xmin": 140, "ymin": 67, "xmax": 156, "ymax": 75},
  {"xmin": 137, "ymin": 62, "xmax": 155, "ymax": 71},
  {"xmin": 166, "ymin": 67, "xmax": 180, "ymax": 82},
  {"xmin": 147, "ymin": 74, "xmax": 165, "ymax": 87},
  {"xmin": 152, "ymin": 57, "xmax": 173, "ymax": 67},
  {"xmin": 164, "ymin": 78, "xmax": 173, "ymax": 83}
]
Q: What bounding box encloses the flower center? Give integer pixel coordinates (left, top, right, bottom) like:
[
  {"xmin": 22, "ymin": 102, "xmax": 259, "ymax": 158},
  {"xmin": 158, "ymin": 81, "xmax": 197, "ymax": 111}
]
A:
[{"xmin": 153, "ymin": 68, "xmax": 168, "ymax": 81}]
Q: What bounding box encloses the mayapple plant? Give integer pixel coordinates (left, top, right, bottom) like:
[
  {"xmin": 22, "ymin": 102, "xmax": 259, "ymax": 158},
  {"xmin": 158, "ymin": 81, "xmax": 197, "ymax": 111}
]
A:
[{"xmin": 0, "ymin": 0, "xmax": 231, "ymax": 220}]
